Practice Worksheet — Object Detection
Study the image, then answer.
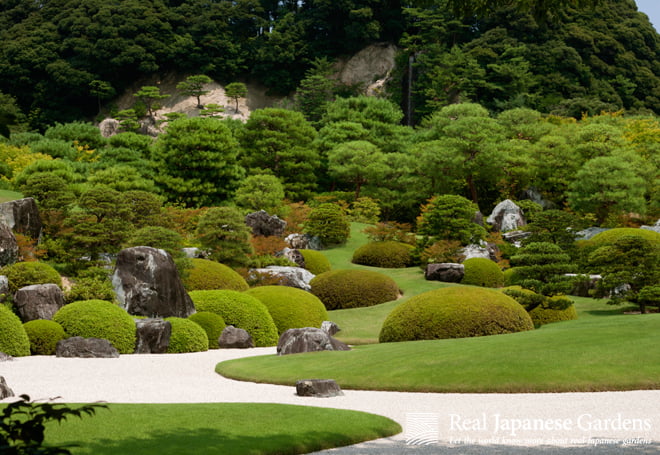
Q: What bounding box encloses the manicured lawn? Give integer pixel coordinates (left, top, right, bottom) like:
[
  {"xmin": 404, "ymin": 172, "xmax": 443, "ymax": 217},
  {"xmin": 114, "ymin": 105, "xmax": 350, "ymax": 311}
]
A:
[
  {"xmin": 0, "ymin": 189, "xmax": 22, "ymax": 203},
  {"xmin": 40, "ymin": 403, "xmax": 401, "ymax": 455}
]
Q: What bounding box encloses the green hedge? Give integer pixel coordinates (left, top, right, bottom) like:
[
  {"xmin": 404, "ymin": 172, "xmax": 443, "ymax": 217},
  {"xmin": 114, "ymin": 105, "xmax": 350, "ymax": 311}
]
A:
[
  {"xmin": 244, "ymin": 286, "xmax": 328, "ymax": 334},
  {"xmin": 379, "ymin": 287, "xmax": 534, "ymax": 342},
  {"xmin": 529, "ymin": 301, "xmax": 579, "ymax": 327},
  {"xmin": 189, "ymin": 290, "xmax": 279, "ymax": 347},
  {"xmin": 165, "ymin": 317, "xmax": 209, "ymax": 353},
  {"xmin": 310, "ymin": 269, "xmax": 400, "ymax": 310},
  {"xmin": 23, "ymin": 319, "xmax": 67, "ymax": 355},
  {"xmin": 188, "ymin": 311, "xmax": 226, "ymax": 349},
  {"xmin": 299, "ymin": 249, "xmax": 331, "ymax": 275},
  {"xmin": 351, "ymin": 241, "xmax": 414, "ymax": 268},
  {"xmin": 2, "ymin": 262, "xmax": 62, "ymax": 294},
  {"xmin": 461, "ymin": 257, "xmax": 504, "ymax": 288},
  {"xmin": 502, "ymin": 286, "xmax": 578, "ymax": 327},
  {"xmin": 53, "ymin": 300, "xmax": 137, "ymax": 354},
  {"xmin": 0, "ymin": 304, "xmax": 30, "ymax": 356},
  {"xmin": 585, "ymin": 228, "xmax": 660, "ymax": 249},
  {"xmin": 503, "ymin": 267, "xmax": 522, "ymax": 287},
  {"xmin": 183, "ymin": 258, "xmax": 249, "ymax": 291}
]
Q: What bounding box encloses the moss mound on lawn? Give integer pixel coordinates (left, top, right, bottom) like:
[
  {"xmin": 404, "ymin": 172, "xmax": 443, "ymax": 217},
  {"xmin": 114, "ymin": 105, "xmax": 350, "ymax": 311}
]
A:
[
  {"xmin": 351, "ymin": 241, "xmax": 414, "ymax": 268},
  {"xmin": 23, "ymin": 319, "xmax": 67, "ymax": 355},
  {"xmin": 2, "ymin": 261, "xmax": 62, "ymax": 294},
  {"xmin": 183, "ymin": 258, "xmax": 248, "ymax": 291},
  {"xmin": 461, "ymin": 257, "xmax": 504, "ymax": 288},
  {"xmin": 188, "ymin": 311, "xmax": 226, "ymax": 349},
  {"xmin": 379, "ymin": 287, "xmax": 533, "ymax": 342},
  {"xmin": 529, "ymin": 301, "xmax": 579, "ymax": 327},
  {"xmin": 53, "ymin": 299, "xmax": 136, "ymax": 354},
  {"xmin": 244, "ymin": 286, "xmax": 328, "ymax": 334},
  {"xmin": 165, "ymin": 317, "xmax": 209, "ymax": 353},
  {"xmin": 300, "ymin": 249, "xmax": 331, "ymax": 275},
  {"xmin": 189, "ymin": 290, "xmax": 279, "ymax": 346},
  {"xmin": 310, "ymin": 269, "xmax": 400, "ymax": 310},
  {"xmin": 586, "ymin": 228, "xmax": 660, "ymax": 248},
  {"xmin": 0, "ymin": 304, "xmax": 30, "ymax": 356}
]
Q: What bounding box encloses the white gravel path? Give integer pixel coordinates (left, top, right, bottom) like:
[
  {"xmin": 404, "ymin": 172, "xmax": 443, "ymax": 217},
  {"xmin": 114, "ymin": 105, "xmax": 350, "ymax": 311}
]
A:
[{"xmin": 1, "ymin": 349, "xmax": 659, "ymax": 454}]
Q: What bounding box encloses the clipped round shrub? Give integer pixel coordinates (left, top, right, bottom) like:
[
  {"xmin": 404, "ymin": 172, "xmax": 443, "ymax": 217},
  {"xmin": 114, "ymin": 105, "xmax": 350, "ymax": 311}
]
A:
[
  {"xmin": 23, "ymin": 319, "xmax": 67, "ymax": 355},
  {"xmin": 502, "ymin": 286, "xmax": 578, "ymax": 327},
  {"xmin": 379, "ymin": 287, "xmax": 534, "ymax": 342},
  {"xmin": 299, "ymin": 249, "xmax": 331, "ymax": 275},
  {"xmin": 304, "ymin": 203, "xmax": 350, "ymax": 245},
  {"xmin": 165, "ymin": 317, "xmax": 209, "ymax": 353},
  {"xmin": 244, "ymin": 286, "xmax": 328, "ymax": 334},
  {"xmin": 0, "ymin": 304, "xmax": 30, "ymax": 356},
  {"xmin": 461, "ymin": 258, "xmax": 504, "ymax": 288},
  {"xmin": 188, "ymin": 311, "xmax": 226, "ymax": 349},
  {"xmin": 2, "ymin": 262, "xmax": 62, "ymax": 294},
  {"xmin": 529, "ymin": 300, "xmax": 578, "ymax": 327},
  {"xmin": 310, "ymin": 269, "xmax": 400, "ymax": 310},
  {"xmin": 53, "ymin": 300, "xmax": 136, "ymax": 354},
  {"xmin": 183, "ymin": 258, "xmax": 249, "ymax": 291},
  {"xmin": 586, "ymin": 228, "xmax": 660, "ymax": 249},
  {"xmin": 503, "ymin": 267, "xmax": 522, "ymax": 287},
  {"xmin": 189, "ymin": 290, "xmax": 279, "ymax": 347},
  {"xmin": 351, "ymin": 241, "xmax": 414, "ymax": 268}
]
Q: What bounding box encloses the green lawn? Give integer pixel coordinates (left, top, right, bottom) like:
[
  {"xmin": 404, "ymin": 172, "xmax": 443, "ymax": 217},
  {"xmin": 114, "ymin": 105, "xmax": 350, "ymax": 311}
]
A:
[
  {"xmin": 0, "ymin": 189, "xmax": 22, "ymax": 203},
  {"xmin": 40, "ymin": 403, "xmax": 401, "ymax": 455}
]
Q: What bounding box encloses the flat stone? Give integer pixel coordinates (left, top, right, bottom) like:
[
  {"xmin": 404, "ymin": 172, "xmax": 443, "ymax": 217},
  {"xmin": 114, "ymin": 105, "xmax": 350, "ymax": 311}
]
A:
[
  {"xmin": 56, "ymin": 337, "xmax": 119, "ymax": 358},
  {"xmin": 425, "ymin": 263, "xmax": 464, "ymax": 282},
  {"xmin": 296, "ymin": 379, "xmax": 343, "ymax": 398},
  {"xmin": 218, "ymin": 326, "xmax": 254, "ymax": 349},
  {"xmin": 277, "ymin": 327, "xmax": 350, "ymax": 356}
]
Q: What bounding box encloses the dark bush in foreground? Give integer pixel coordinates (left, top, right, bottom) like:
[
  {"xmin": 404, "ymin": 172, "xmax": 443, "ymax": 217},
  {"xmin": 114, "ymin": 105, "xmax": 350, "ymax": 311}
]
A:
[
  {"xmin": 188, "ymin": 311, "xmax": 226, "ymax": 349},
  {"xmin": 379, "ymin": 287, "xmax": 533, "ymax": 342},
  {"xmin": 165, "ymin": 317, "xmax": 209, "ymax": 353},
  {"xmin": 461, "ymin": 258, "xmax": 504, "ymax": 288},
  {"xmin": 23, "ymin": 319, "xmax": 67, "ymax": 355},
  {"xmin": 310, "ymin": 269, "xmax": 400, "ymax": 310},
  {"xmin": 351, "ymin": 241, "xmax": 414, "ymax": 268},
  {"xmin": 245, "ymin": 286, "xmax": 328, "ymax": 334},
  {"xmin": 183, "ymin": 258, "xmax": 248, "ymax": 291},
  {"xmin": 0, "ymin": 304, "xmax": 30, "ymax": 356}
]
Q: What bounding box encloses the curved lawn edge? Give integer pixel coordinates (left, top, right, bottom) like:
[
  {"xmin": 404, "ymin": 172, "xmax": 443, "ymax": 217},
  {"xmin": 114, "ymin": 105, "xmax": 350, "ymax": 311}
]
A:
[
  {"xmin": 42, "ymin": 403, "xmax": 401, "ymax": 455},
  {"xmin": 216, "ymin": 314, "xmax": 660, "ymax": 394}
]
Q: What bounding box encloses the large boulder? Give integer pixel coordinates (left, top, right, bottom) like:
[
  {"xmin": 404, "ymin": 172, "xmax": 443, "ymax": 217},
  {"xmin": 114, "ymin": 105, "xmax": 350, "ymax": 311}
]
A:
[
  {"xmin": 0, "ymin": 275, "xmax": 9, "ymax": 302},
  {"xmin": 296, "ymin": 379, "xmax": 343, "ymax": 398},
  {"xmin": 425, "ymin": 263, "xmax": 464, "ymax": 283},
  {"xmin": 278, "ymin": 248, "xmax": 306, "ymax": 268},
  {"xmin": 112, "ymin": 246, "xmax": 195, "ymax": 318},
  {"xmin": 0, "ymin": 223, "xmax": 18, "ymax": 267},
  {"xmin": 285, "ymin": 233, "xmax": 322, "ymax": 251},
  {"xmin": 14, "ymin": 284, "xmax": 65, "ymax": 322},
  {"xmin": 218, "ymin": 326, "xmax": 254, "ymax": 349},
  {"xmin": 56, "ymin": 337, "xmax": 120, "ymax": 358},
  {"xmin": 249, "ymin": 266, "xmax": 315, "ymax": 291},
  {"xmin": 98, "ymin": 118, "xmax": 120, "ymax": 137},
  {"xmin": 461, "ymin": 243, "xmax": 498, "ymax": 261},
  {"xmin": 575, "ymin": 227, "xmax": 609, "ymax": 241},
  {"xmin": 245, "ymin": 210, "xmax": 287, "ymax": 237},
  {"xmin": 321, "ymin": 321, "xmax": 340, "ymax": 336},
  {"xmin": 487, "ymin": 199, "xmax": 526, "ymax": 232},
  {"xmin": 134, "ymin": 318, "xmax": 171, "ymax": 354},
  {"xmin": 0, "ymin": 197, "xmax": 43, "ymax": 241},
  {"xmin": 641, "ymin": 219, "xmax": 660, "ymax": 234},
  {"xmin": 0, "ymin": 376, "xmax": 14, "ymax": 399},
  {"xmin": 277, "ymin": 327, "xmax": 350, "ymax": 356}
]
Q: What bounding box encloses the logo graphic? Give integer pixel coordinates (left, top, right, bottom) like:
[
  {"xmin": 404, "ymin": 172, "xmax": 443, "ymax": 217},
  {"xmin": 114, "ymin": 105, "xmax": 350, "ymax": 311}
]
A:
[{"xmin": 406, "ymin": 412, "xmax": 440, "ymax": 445}]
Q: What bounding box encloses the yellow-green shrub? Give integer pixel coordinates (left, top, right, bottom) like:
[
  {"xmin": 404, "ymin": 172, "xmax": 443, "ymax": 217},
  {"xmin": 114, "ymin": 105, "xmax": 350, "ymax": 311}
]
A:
[
  {"xmin": 188, "ymin": 311, "xmax": 226, "ymax": 349},
  {"xmin": 0, "ymin": 304, "xmax": 30, "ymax": 356},
  {"xmin": 461, "ymin": 257, "xmax": 504, "ymax": 288},
  {"xmin": 165, "ymin": 317, "xmax": 209, "ymax": 353},
  {"xmin": 183, "ymin": 258, "xmax": 248, "ymax": 291},
  {"xmin": 299, "ymin": 249, "xmax": 331, "ymax": 275},
  {"xmin": 529, "ymin": 301, "xmax": 578, "ymax": 327},
  {"xmin": 351, "ymin": 241, "xmax": 414, "ymax": 268},
  {"xmin": 2, "ymin": 262, "xmax": 62, "ymax": 294},
  {"xmin": 23, "ymin": 319, "xmax": 67, "ymax": 355},
  {"xmin": 310, "ymin": 269, "xmax": 400, "ymax": 310}
]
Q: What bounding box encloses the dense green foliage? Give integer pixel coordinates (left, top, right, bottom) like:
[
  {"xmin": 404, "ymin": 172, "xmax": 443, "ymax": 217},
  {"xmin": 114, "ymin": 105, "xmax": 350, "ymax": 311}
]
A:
[
  {"xmin": 189, "ymin": 290, "xmax": 279, "ymax": 347},
  {"xmin": 244, "ymin": 286, "xmax": 328, "ymax": 334},
  {"xmin": 23, "ymin": 319, "xmax": 67, "ymax": 355},
  {"xmin": 351, "ymin": 241, "xmax": 415, "ymax": 268},
  {"xmin": 528, "ymin": 298, "xmax": 579, "ymax": 327},
  {"xmin": 460, "ymin": 258, "xmax": 505, "ymax": 288},
  {"xmin": 509, "ymin": 241, "xmax": 577, "ymax": 295},
  {"xmin": 188, "ymin": 311, "xmax": 226, "ymax": 349},
  {"xmin": 164, "ymin": 317, "xmax": 209, "ymax": 353},
  {"xmin": 310, "ymin": 269, "xmax": 401, "ymax": 310},
  {"xmin": 0, "ymin": 304, "xmax": 31, "ymax": 356},
  {"xmin": 502, "ymin": 286, "xmax": 577, "ymax": 326},
  {"xmin": 53, "ymin": 300, "xmax": 137, "ymax": 354},
  {"xmin": 195, "ymin": 207, "xmax": 253, "ymax": 267},
  {"xmin": 304, "ymin": 203, "xmax": 351, "ymax": 246},
  {"xmin": 379, "ymin": 287, "xmax": 534, "ymax": 342},
  {"xmin": 299, "ymin": 249, "xmax": 332, "ymax": 275},
  {"xmin": 183, "ymin": 259, "xmax": 249, "ymax": 292},
  {"xmin": 2, "ymin": 262, "xmax": 62, "ymax": 294},
  {"xmin": 416, "ymin": 194, "xmax": 487, "ymax": 244}
]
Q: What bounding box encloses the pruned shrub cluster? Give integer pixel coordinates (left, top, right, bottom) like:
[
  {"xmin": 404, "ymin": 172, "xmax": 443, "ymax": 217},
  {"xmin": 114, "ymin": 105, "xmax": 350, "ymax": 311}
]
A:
[
  {"xmin": 310, "ymin": 269, "xmax": 400, "ymax": 310},
  {"xmin": 183, "ymin": 258, "xmax": 249, "ymax": 291},
  {"xmin": 188, "ymin": 311, "xmax": 226, "ymax": 349},
  {"xmin": 2, "ymin": 262, "xmax": 62, "ymax": 294},
  {"xmin": 245, "ymin": 286, "xmax": 328, "ymax": 334},
  {"xmin": 528, "ymin": 301, "xmax": 578, "ymax": 327},
  {"xmin": 461, "ymin": 257, "xmax": 504, "ymax": 288},
  {"xmin": 0, "ymin": 304, "xmax": 31, "ymax": 356},
  {"xmin": 379, "ymin": 287, "xmax": 534, "ymax": 342},
  {"xmin": 299, "ymin": 249, "xmax": 331, "ymax": 275},
  {"xmin": 502, "ymin": 286, "xmax": 578, "ymax": 327},
  {"xmin": 165, "ymin": 317, "xmax": 209, "ymax": 353},
  {"xmin": 351, "ymin": 241, "xmax": 414, "ymax": 268},
  {"xmin": 23, "ymin": 319, "xmax": 67, "ymax": 355}
]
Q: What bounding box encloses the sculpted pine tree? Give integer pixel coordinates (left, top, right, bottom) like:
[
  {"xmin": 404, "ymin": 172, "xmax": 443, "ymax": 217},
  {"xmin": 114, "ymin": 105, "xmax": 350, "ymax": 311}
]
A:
[{"xmin": 176, "ymin": 75, "xmax": 212, "ymax": 108}]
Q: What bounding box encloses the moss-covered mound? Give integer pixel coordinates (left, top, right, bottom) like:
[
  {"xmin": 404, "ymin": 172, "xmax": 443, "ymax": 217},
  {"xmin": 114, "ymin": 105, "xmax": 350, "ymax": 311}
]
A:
[
  {"xmin": 189, "ymin": 290, "xmax": 279, "ymax": 346},
  {"xmin": 379, "ymin": 287, "xmax": 534, "ymax": 342},
  {"xmin": 529, "ymin": 301, "xmax": 579, "ymax": 327},
  {"xmin": 299, "ymin": 249, "xmax": 331, "ymax": 275},
  {"xmin": 188, "ymin": 311, "xmax": 226, "ymax": 349},
  {"xmin": 351, "ymin": 241, "xmax": 414, "ymax": 268},
  {"xmin": 461, "ymin": 257, "xmax": 504, "ymax": 288},
  {"xmin": 0, "ymin": 304, "xmax": 30, "ymax": 356},
  {"xmin": 501, "ymin": 286, "xmax": 578, "ymax": 327},
  {"xmin": 503, "ymin": 267, "xmax": 522, "ymax": 287},
  {"xmin": 244, "ymin": 286, "xmax": 328, "ymax": 334},
  {"xmin": 2, "ymin": 261, "xmax": 62, "ymax": 294},
  {"xmin": 165, "ymin": 317, "xmax": 209, "ymax": 353},
  {"xmin": 53, "ymin": 300, "xmax": 136, "ymax": 354},
  {"xmin": 23, "ymin": 319, "xmax": 67, "ymax": 355},
  {"xmin": 183, "ymin": 258, "xmax": 249, "ymax": 291},
  {"xmin": 586, "ymin": 228, "xmax": 660, "ymax": 248},
  {"xmin": 310, "ymin": 269, "xmax": 400, "ymax": 310}
]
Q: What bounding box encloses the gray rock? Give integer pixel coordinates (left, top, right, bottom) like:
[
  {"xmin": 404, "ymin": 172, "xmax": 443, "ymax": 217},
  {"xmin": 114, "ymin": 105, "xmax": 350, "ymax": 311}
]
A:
[
  {"xmin": 461, "ymin": 243, "xmax": 497, "ymax": 261},
  {"xmin": 0, "ymin": 275, "xmax": 8, "ymax": 302},
  {"xmin": 487, "ymin": 199, "xmax": 526, "ymax": 232},
  {"xmin": 0, "ymin": 352, "xmax": 13, "ymax": 362},
  {"xmin": 99, "ymin": 118, "xmax": 120, "ymax": 138},
  {"xmin": 425, "ymin": 263, "xmax": 465, "ymax": 282},
  {"xmin": 245, "ymin": 210, "xmax": 287, "ymax": 237},
  {"xmin": 112, "ymin": 246, "xmax": 195, "ymax": 318},
  {"xmin": 575, "ymin": 227, "xmax": 609, "ymax": 241},
  {"xmin": 0, "ymin": 223, "xmax": 18, "ymax": 267},
  {"xmin": 218, "ymin": 326, "xmax": 254, "ymax": 349},
  {"xmin": 14, "ymin": 284, "xmax": 65, "ymax": 322},
  {"xmin": 296, "ymin": 379, "xmax": 343, "ymax": 398},
  {"xmin": 249, "ymin": 266, "xmax": 315, "ymax": 291},
  {"xmin": 278, "ymin": 248, "xmax": 306, "ymax": 268},
  {"xmin": 641, "ymin": 220, "xmax": 660, "ymax": 234},
  {"xmin": 520, "ymin": 187, "xmax": 554, "ymax": 209},
  {"xmin": 321, "ymin": 321, "xmax": 340, "ymax": 336},
  {"xmin": 182, "ymin": 247, "xmax": 207, "ymax": 259},
  {"xmin": 285, "ymin": 233, "xmax": 322, "ymax": 250},
  {"xmin": 277, "ymin": 327, "xmax": 350, "ymax": 356},
  {"xmin": 0, "ymin": 376, "xmax": 14, "ymax": 399},
  {"xmin": 0, "ymin": 197, "xmax": 43, "ymax": 241},
  {"xmin": 56, "ymin": 337, "xmax": 120, "ymax": 358},
  {"xmin": 134, "ymin": 318, "xmax": 171, "ymax": 354},
  {"xmin": 502, "ymin": 230, "xmax": 531, "ymax": 246}
]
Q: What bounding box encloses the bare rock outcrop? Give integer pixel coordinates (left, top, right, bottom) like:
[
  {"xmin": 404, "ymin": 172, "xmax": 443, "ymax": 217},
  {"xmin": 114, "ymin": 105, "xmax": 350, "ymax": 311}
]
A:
[
  {"xmin": 277, "ymin": 327, "xmax": 350, "ymax": 356},
  {"xmin": 14, "ymin": 284, "xmax": 65, "ymax": 322}
]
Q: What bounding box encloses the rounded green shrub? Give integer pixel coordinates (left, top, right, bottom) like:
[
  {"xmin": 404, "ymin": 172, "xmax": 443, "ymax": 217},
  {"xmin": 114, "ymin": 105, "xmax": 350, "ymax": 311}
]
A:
[
  {"xmin": 351, "ymin": 241, "xmax": 414, "ymax": 268},
  {"xmin": 529, "ymin": 300, "xmax": 578, "ymax": 327},
  {"xmin": 586, "ymin": 228, "xmax": 660, "ymax": 249},
  {"xmin": 188, "ymin": 311, "xmax": 226, "ymax": 349},
  {"xmin": 379, "ymin": 287, "xmax": 534, "ymax": 342},
  {"xmin": 165, "ymin": 317, "xmax": 209, "ymax": 353},
  {"xmin": 244, "ymin": 286, "xmax": 328, "ymax": 334},
  {"xmin": 2, "ymin": 262, "xmax": 62, "ymax": 294},
  {"xmin": 183, "ymin": 258, "xmax": 249, "ymax": 291},
  {"xmin": 53, "ymin": 300, "xmax": 136, "ymax": 354},
  {"xmin": 23, "ymin": 319, "xmax": 67, "ymax": 355},
  {"xmin": 310, "ymin": 269, "xmax": 400, "ymax": 310},
  {"xmin": 461, "ymin": 258, "xmax": 504, "ymax": 288},
  {"xmin": 189, "ymin": 290, "xmax": 279, "ymax": 346},
  {"xmin": 0, "ymin": 304, "xmax": 30, "ymax": 356},
  {"xmin": 299, "ymin": 249, "xmax": 331, "ymax": 275},
  {"xmin": 502, "ymin": 267, "xmax": 522, "ymax": 287},
  {"xmin": 304, "ymin": 203, "xmax": 350, "ymax": 245},
  {"xmin": 501, "ymin": 286, "xmax": 578, "ymax": 327}
]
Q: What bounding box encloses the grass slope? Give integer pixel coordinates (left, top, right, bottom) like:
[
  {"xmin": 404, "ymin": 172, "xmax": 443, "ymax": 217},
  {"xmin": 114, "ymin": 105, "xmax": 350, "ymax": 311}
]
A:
[
  {"xmin": 42, "ymin": 403, "xmax": 401, "ymax": 455},
  {"xmin": 0, "ymin": 189, "xmax": 23, "ymax": 203}
]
